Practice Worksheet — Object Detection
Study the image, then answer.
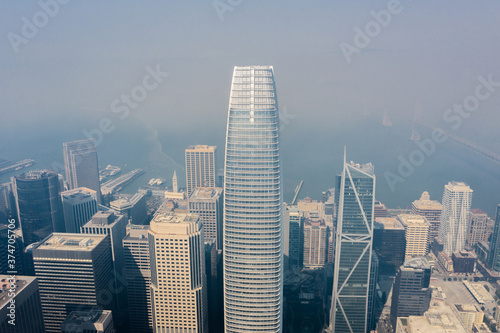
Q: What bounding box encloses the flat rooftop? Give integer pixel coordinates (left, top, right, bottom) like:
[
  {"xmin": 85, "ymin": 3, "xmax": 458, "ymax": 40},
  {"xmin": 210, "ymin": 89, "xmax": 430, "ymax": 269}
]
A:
[
  {"xmin": 61, "ymin": 187, "xmax": 96, "ymax": 199},
  {"xmin": 85, "ymin": 211, "xmax": 124, "ymax": 226},
  {"xmin": 455, "ymin": 304, "xmax": 479, "ymax": 313},
  {"xmin": 398, "ymin": 297, "xmax": 468, "ymax": 333},
  {"xmin": 186, "ymin": 145, "xmax": 216, "ymax": 151},
  {"xmin": 36, "ymin": 233, "xmax": 106, "ymax": 251},
  {"xmin": 453, "ymin": 250, "xmax": 477, "ymax": 259},
  {"xmin": 446, "ymin": 181, "xmax": 473, "ymax": 192},
  {"xmin": 189, "ymin": 187, "xmax": 222, "ymax": 200},
  {"xmin": 374, "ymin": 217, "xmax": 404, "ymax": 230},
  {"xmin": 62, "ymin": 309, "xmax": 112, "ymax": 328},
  {"xmin": 110, "ymin": 192, "xmax": 145, "ymax": 209},
  {"xmin": 16, "ymin": 170, "xmax": 56, "ymax": 180},
  {"xmin": 0, "ymin": 275, "xmax": 37, "ymax": 309},
  {"xmin": 151, "ymin": 212, "xmax": 199, "ymax": 225},
  {"xmin": 398, "ymin": 214, "xmax": 430, "ymax": 227},
  {"xmin": 404, "ymin": 257, "xmax": 431, "ymax": 270},
  {"xmin": 150, "ymin": 212, "xmax": 200, "ymax": 235},
  {"xmin": 124, "ymin": 224, "xmax": 149, "ymax": 241}
]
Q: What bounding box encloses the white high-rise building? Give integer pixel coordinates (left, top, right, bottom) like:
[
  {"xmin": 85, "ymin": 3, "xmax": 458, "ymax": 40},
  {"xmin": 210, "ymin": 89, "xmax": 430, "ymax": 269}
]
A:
[
  {"xmin": 172, "ymin": 170, "xmax": 178, "ymax": 193},
  {"xmin": 438, "ymin": 182, "xmax": 473, "ymax": 255},
  {"xmin": 185, "ymin": 145, "xmax": 216, "ymax": 196},
  {"xmin": 149, "ymin": 212, "xmax": 207, "ymax": 333},
  {"xmin": 398, "ymin": 214, "xmax": 430, "ymax": 260},
  {"xmin": 223, "ymin": 66, "xmax": 283, "ymax": 333}
]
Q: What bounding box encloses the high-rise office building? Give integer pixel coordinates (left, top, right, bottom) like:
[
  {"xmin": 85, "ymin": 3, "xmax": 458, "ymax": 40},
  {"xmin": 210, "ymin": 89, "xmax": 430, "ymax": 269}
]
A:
[
  {"xmin": 185, "ymin": 145, "xmax": 216, "ymax": 196},
  {"xmin": 32, "ymin": 233, "xmax": 113, "ymax": 333},
  {"xmin": 303, "ymin": 218, "xmax": 328, "ymax": 268},
  {"xmin": 61, "ymin": 309, "xmax": 115, "ymax": 333},
  {"xmin": 438, "ymin": 182, "xmax": 473, "ymax": 255},
  {"xmin": 398, "ymin": 214, "xmax": 430, "ymax": 260},
  {"xmin": 284, "ymin": 205, "xmax": 304, "ymax": 269},
  {"xmin": 467, "ymin": 209, "xmax": 489, "ymax": 248},
  {"xmin": 63, "ymin": 139, "xmax": 101, "ymax": 203},
  {"xmin": 411, "ymin": 191, "xmax": 442, "ymax": 243},
  {"xmin": 188, "ymin": 187, "xmax": 223, "ymax": 249},
  {"xmin": 149, "ymin": 212, "xmax": 207, "ymax": 332},
  {"xmin": 205, "ymin": 242, "xmax": 224, "ymax": 332},
  {"xmin": 373, "ymin": 217, "xmax": 406, "ymax": 273},
  {"xmin": 330, "ymin": 159, "xmax": 375, "ymax": 333},
  {"xmin": 0, "ymin": 275, "xmax": 45, "ymax": 333},
  {"xmin": 0, "ymin": 224, "xmax": 25, "ymax": 275},
  {"xmin": 81, "ymin": 211, "xmax": 127, "ymax": 311},
  {"xmin": 12, "ymin": 170, "xmax": 65, "ymax": 245},
  {"xmin": 373, "ymin": 200, "xmax": 388, "ymax": 218},
  {"xmin": 488, "ymin": 205, "xmax": 500, "ymax": 271},
  {"xmin": 0, "ymin": 183, "xmax": 13, "ymax": 223},
  {"xmin": 390, "ymin": 257, "xmax": 432, "ymax": 330},
  {"xmin": 223, "ymin": 66, "xmax": 283, "ymax": 333},
  {"xmin": 110, "ymin": 192, "xmax": 147, "ymax": 225},
  {"xmin": 61, "ymin": 187, "xmax": 98, "ymax": 233},
  {"xmin": 123, "ymin": 225, "xmax": 152, "ymax": 333}
]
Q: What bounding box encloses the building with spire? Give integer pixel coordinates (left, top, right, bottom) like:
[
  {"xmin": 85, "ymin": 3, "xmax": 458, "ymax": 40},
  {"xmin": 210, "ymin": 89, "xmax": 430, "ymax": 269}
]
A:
[
  {"xmin": 172, "ymin": 170, "xmax": 178, "ymax": 193},
  {"xmin": 330, "ymin": 155, "xmax": 376, "ymax": 333},
  {"xmin": 223, "ymin": 66, "xmax": 283, "ymax": 333}
]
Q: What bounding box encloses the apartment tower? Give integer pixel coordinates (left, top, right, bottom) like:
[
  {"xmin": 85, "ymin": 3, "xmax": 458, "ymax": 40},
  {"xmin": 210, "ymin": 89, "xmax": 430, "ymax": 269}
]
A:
[{"xmin": 438, "ymin": 182, "xmax": 473, "ymax": 255}]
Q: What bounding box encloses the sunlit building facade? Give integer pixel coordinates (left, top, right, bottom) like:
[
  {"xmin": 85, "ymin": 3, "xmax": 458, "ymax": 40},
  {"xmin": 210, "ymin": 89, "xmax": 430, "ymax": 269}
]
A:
[
  {"xmin": 223, "ymin": 66, "xmax": 283, "ymax": 333},
  {"xmin": 438, "ymin": 182, "xmax": 473, "ymax": 255},
  {"xmin": 185, "ymin": 145, "xmax": 217, "ymax": 197}
]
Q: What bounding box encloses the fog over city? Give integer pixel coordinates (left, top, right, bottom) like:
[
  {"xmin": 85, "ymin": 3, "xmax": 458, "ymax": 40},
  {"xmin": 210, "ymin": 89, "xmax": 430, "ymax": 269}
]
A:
[{"xmin": 1, "ymin": 0, "xmax": 500, "ymax": 213}]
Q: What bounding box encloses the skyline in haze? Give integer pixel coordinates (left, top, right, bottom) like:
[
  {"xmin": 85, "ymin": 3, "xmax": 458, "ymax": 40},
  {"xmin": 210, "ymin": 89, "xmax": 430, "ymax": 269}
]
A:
[{"xmin": 1, "ymin": 1, "xmax": 500, "ymax": 215}]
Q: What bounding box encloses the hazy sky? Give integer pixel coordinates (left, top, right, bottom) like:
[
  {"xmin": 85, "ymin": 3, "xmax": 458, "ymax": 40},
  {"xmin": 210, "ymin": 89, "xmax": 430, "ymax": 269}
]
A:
[{"xmin": 1, "ymin": 1, "xmax": 499, "ymax": 211}]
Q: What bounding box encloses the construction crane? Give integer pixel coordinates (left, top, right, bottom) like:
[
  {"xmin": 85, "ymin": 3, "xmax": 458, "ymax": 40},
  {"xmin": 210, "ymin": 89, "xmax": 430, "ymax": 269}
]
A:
[{"xmin": 291, "ymin": 180, "xmax": 303, "ymax": 205}]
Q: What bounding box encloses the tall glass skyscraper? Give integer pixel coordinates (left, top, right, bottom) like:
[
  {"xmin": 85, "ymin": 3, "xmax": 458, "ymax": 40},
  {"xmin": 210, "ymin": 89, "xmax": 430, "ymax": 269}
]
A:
[
  {"xmin": 223, "ymin": 66, "xmax": 283, "ymax": 333},
  {"xmin": 330, "ymin": 156, "xmax": 375, "ymax": 333},
  {"xmin": 12, "ymin": 170, "xmax": 65, "ymax": 245},
  {"xmin": 63, "ymin": 139, "xmax": 101, "ymax": 203}
]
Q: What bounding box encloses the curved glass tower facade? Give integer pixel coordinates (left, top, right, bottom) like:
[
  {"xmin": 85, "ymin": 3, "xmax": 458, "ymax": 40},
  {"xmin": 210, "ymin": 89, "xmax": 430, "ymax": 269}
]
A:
[
  {"xmin": 13, "ymin": 170, "xmax": 64, "ymax": 245},
  {"xmin": 223, "ymin": 66, "xmax": 283, "ymax": 333}
]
